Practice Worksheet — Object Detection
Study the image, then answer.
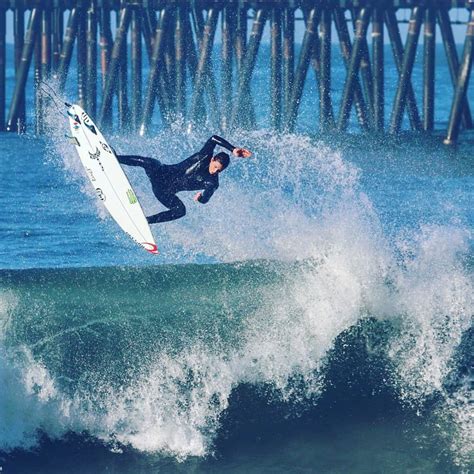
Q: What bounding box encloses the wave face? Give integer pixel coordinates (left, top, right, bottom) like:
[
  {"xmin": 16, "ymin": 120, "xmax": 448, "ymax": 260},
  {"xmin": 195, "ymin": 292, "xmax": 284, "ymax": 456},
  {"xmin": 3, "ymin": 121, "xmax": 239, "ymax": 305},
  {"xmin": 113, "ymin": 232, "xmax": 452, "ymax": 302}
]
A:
[{"xmin": 0, "ymin": 255, "xmax": 472, "ymax": 469}]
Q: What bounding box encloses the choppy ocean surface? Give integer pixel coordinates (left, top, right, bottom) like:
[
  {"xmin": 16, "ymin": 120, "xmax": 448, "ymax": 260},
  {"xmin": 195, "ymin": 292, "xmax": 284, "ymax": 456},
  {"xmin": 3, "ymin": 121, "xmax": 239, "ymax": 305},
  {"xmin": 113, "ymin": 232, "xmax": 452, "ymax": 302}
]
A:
[{"xmin": 0, "ymin": 39, "xmax": 473, "ymax": 473}]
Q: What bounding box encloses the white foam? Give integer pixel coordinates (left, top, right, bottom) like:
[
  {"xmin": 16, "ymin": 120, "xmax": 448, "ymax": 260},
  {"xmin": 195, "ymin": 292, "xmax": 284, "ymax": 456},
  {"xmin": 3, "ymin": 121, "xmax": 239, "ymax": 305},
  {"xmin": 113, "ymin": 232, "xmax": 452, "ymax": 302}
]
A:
[{"xmin": 388, "ymin": 224, "xmax": 473, "ymax": 402}]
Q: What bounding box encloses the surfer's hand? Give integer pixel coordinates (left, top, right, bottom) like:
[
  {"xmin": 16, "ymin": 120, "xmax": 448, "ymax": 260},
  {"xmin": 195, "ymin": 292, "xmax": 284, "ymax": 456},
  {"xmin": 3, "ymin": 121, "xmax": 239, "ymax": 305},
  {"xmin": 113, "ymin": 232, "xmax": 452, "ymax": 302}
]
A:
[
  {"xmin": 194, "ymin": 192, "xmax": 202, "ymax": 202},
  {"xmin": 233, "ymin": 148, "xmax": 252, "ymax": 158}
]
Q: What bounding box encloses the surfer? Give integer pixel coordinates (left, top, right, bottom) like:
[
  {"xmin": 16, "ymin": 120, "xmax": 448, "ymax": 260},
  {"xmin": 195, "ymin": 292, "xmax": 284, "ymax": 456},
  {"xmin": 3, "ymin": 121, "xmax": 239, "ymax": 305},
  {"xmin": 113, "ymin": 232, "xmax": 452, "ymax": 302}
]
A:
[{"xmin": 117, "ymin": 135, "xmax": 252, "ymax": 224}]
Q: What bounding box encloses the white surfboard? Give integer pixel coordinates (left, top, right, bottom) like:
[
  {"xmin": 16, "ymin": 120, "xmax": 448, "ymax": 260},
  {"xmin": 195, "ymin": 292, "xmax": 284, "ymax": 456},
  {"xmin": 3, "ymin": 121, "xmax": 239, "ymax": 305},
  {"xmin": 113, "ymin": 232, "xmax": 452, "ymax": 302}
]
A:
[{"xmin": 67, "ymin": 104, "xmax": 158, "ymax": 255}]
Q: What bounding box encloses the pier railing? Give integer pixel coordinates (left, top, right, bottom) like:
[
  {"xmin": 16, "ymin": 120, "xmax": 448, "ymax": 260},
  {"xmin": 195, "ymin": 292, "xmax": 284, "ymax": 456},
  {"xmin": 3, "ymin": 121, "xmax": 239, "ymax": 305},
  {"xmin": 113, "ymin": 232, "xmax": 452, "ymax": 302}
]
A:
[{"xmin": 1, "ymin": 1, "xmax": 473, "ymax": 144}]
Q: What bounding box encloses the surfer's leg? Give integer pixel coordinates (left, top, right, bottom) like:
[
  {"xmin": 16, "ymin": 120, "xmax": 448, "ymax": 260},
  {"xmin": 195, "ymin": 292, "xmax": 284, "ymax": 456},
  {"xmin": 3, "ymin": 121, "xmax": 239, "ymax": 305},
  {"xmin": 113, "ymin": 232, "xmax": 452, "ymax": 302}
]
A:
[
  {"xmin": 117, "ymin": 155, "xmax": 156, "ymax": 170},
  {"xmin": 147, "ymin": 194, "xmax": 186, "ymax": 224}
]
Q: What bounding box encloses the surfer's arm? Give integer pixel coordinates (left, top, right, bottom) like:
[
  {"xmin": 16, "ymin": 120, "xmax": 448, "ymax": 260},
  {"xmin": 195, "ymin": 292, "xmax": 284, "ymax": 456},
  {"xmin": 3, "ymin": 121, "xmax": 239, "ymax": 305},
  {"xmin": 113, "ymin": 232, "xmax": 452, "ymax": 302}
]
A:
[
  {"xmin": 181, "ymin": 137, "xmax": 230, "ymax": 170},
  {"xmin": 204, "ymin": 135, "xmax": 236, "ymax": 154},
  {"xmin": 206, "ymin": 136, "xmax": 252, "ymax": 158},
  {"xmin": 208, "ymin": 135, "xmax": 252, "ymax": 158},
  {"xmin": 181, "ymin": 136, "xmax": 250, "ymax": 171},
  {"xmin": 194, "ymin": 182, "xmax": 218, "ymax": 204}
]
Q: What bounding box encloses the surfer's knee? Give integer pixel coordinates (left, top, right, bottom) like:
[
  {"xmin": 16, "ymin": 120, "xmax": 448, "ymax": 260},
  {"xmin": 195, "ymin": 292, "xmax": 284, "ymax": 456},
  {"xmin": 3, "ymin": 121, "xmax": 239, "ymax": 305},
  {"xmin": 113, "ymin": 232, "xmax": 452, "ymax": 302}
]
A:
[{"xmin": 173, "ymin": 203, "xmax": 186, "ymax": 218}]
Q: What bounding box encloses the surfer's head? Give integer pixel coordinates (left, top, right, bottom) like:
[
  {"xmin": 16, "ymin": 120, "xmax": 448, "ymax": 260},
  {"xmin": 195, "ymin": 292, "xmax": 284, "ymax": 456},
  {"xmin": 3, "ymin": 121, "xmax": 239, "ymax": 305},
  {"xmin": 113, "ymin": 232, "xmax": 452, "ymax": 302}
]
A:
[{"xmin": 209, "ymin": 152, "xmax": 230, "ymax": 175}]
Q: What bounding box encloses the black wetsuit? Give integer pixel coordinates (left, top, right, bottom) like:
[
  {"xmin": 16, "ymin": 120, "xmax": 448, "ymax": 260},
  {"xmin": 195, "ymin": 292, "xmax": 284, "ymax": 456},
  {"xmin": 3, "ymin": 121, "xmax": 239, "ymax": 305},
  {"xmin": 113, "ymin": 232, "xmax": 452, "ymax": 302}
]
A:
[{"xmin": 117, "ymin": 135, "xmax": 236, "ymax": 223}]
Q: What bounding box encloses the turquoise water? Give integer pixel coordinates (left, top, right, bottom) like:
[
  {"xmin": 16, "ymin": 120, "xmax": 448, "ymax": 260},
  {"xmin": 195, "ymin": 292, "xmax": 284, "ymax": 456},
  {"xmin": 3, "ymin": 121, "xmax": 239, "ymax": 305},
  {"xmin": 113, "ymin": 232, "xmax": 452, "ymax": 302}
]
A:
[{"xmin": 0, "ymin": 38, "xmax": 473, "ymax": 473}]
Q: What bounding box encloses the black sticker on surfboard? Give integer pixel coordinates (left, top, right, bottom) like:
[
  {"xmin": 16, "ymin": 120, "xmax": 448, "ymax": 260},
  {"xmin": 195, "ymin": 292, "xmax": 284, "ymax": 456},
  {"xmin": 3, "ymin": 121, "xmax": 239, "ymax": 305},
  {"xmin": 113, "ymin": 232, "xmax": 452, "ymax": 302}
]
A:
[
  {"xmin": 95, "ymin": 188, "xmax": 106, "ymax": 201},
  {"xmin": 84, "ymin": 122, "xmax": 97, "ymax": 135},
  {"xmin": 66, "ymin": 135, "xmax": 80, "ymax": 146},
  {"xmin": 88, "ymin": 148, "xmax": 101, "ymax": 160},
  {"xmin": 81, "ymin": 112, "xmax": 97, "ymax": 135},
  {"xmin": 100, "ymin": 141, "xmax": 112, "ymax": 154}
]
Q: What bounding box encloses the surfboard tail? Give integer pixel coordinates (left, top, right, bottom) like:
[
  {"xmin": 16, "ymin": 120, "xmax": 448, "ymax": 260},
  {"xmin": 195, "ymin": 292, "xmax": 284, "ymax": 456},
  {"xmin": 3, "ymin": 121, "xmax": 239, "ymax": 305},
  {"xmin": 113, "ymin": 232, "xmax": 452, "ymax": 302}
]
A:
[{"xmin": 142, "ymin": 243, "xmax": 159, "ymax": 255}]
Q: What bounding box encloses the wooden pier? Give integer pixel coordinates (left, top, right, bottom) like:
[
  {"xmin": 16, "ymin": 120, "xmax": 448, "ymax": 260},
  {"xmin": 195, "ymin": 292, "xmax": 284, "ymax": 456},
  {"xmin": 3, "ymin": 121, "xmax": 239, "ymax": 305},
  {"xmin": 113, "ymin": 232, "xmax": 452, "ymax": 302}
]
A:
[{"xmin": 1, "ymin": 1, "xmax": 473, "ymax": 144}]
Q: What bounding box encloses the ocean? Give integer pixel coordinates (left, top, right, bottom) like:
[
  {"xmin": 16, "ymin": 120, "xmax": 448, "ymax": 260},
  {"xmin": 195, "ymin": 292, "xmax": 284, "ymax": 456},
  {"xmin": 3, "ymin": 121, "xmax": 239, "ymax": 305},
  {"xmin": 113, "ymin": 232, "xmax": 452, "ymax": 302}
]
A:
[{"xmin": 0, "ymin": 36, "xmax": 473, "ymax": 473}]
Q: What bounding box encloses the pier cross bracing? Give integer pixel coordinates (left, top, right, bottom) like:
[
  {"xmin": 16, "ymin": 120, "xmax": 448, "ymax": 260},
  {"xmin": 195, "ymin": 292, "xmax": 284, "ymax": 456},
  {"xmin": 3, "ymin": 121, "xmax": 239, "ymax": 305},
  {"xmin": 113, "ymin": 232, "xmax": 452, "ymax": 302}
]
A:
[{"xmin": 1, "ymin": 1, "xmax": 473, "ymax": 144}]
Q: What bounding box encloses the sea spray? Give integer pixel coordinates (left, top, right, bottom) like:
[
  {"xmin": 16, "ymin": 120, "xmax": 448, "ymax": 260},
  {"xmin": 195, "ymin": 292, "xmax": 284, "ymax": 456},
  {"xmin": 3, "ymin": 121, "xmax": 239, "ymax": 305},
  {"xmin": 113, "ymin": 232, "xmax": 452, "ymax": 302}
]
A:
[{"xmin": 0, "ymin": 290, "xmax": 68, "ymax": 451}]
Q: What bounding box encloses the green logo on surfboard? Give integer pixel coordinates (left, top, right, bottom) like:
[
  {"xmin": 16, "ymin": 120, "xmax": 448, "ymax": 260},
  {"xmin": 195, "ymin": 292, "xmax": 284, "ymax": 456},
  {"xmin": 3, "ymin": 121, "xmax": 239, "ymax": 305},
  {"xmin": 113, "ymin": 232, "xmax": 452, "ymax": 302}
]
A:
[{"xmin": 126, "ymin": 189, "xmax": 138, "ymax": 204}]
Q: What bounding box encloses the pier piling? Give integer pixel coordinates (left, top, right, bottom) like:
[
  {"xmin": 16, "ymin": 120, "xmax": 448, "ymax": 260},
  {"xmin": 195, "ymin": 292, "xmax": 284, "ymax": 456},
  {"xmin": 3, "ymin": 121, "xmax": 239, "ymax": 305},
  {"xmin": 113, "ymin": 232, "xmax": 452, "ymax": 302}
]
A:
[
  {"xmin": 192, "ymin": 6, "xmax": 220, "ymax": 127},
  {"xmin": 221, "ymin": 5, "xmax": 232, "ymax": 130},
  {"xmin": 385, "ymin": 8, "xmax": 421, "ymax": 132},
  {"xmin": 0, "ymin": 2, "xmax": 6, "ymax": 131},
  {"xmin": 286, "ymin": 7, "xmax": 320, "ymax": 132},
  {"xmin": 140, "ymin": 7, "xmax": 169, "ymax": 136},
  {"xmin": 182, "ymin": 9, "xmax": 204, "ymax": 122},
  {"xmin": 98, "ymin": 4, "xmax": 112, "ymax": 127},
  {"xmin": 352, "ymin": 8, "xmax": 374, "ymax": 121},
  {"xmin": 232, "ymin": 8, "xmax": 268, "ymax": 126},
  {"xmin": 175, "ymin": 5, "xmax": 186, "ymax": 119},
  {"xmin": 41, "ymin": 6, "xmax": 51, "ymax": 82},
  {"xmin": 282, "ymin": 7, "xmax": 294, "ymax": 117},
  {"xmin": 13, "ymin": 2, "xmax": 25, "ymax": 133},
  {"xmin": 86, "ymin": 1, "xmax": 97, "ymax": 119},
  {"xmin": 34, "ymin": 9, "xmax": 42, "ymax": 136},
  {"xmin": 99, "ymin": 5, "xmax": 131, "ymax": 127},
  {"xmin": 271, "ymin": 7, "xmax": 282, "ymax": 130},
  {"xmin": 117, "ymin": 6, "xmax": 129, "ymax": 133},
  {"xmin": 319, "ymin": 7, "xmax": 334, "ymax": 131},
  {"xmin": 390, "ymin": 6, "xmax": 424, "ymax": 134},
  {"xmin": 77, "ymin": 5, "xmax": 87, "ymax": 109},
  {"xmin": 234, "ymin": 4, "xmax": 257, "ymax": 129},
  {"xmin": 438, "ymin": 7, "xmax": 473, "ymax": 129},
  {"xmin": 131, "ymin": 6, "xmax": 142, "ymax": 131},
  {"xmin": 334, "ymin": 8, "xmax": 370, "ymax": 131},
  {"xmin": 0, "ymin": 1, "xmax": 472, "ymax": 144},
  {"xmin": 372, "ymin": 7, "xmax": 384, "ymax": 131},
  {"xmin": 7, "ymin": 6, "xmax": 40, "ymax": 133},
  {"xmin": 57, "ymin": 6, "xmax": 80, "ymax": 92},
  {"xmin": 52, "ymin": 0, "xmax": 62, "ymax": 72},
  {"xmin": 423, "ymin": 7, "xmax": 436, "ymax": 131},
  {"xmin": 337, "ymin": 7, "xmax": 372, "ymax": 132},
  {"xmin": 444, "ymin": 8, "xmax": 474, "ymax": 145},
  {"xmin": 188, "ymin": 7, "xmax": 219, "ymax": 130}
]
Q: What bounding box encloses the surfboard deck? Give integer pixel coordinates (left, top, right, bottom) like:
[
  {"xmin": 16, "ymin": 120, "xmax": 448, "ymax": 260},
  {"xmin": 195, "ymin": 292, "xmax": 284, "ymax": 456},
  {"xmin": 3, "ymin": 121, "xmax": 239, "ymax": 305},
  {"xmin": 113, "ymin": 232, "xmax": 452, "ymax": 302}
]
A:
[{"xmin": 67, "ymin": 104, "xmax": 158, "ymax": 255}]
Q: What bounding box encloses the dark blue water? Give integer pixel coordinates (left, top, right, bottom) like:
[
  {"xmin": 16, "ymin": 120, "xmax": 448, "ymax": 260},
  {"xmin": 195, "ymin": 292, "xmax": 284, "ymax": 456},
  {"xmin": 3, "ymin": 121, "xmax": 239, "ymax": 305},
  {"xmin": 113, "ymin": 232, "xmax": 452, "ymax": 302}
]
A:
[{"xmin": 0, "ymin": 35, "xmax": 473, "ymax": 473}]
